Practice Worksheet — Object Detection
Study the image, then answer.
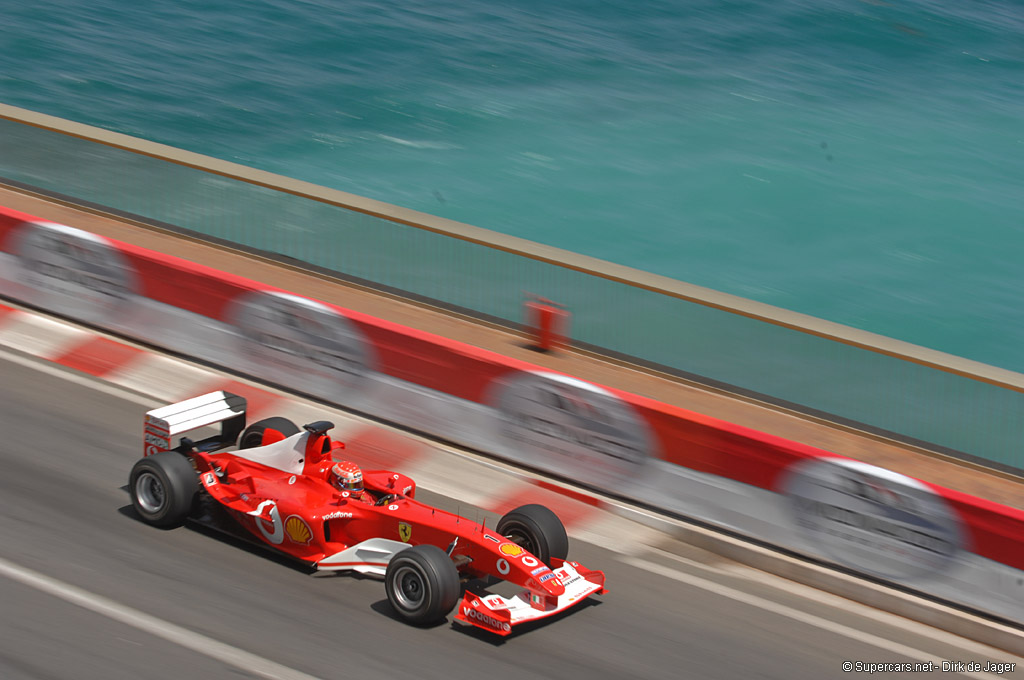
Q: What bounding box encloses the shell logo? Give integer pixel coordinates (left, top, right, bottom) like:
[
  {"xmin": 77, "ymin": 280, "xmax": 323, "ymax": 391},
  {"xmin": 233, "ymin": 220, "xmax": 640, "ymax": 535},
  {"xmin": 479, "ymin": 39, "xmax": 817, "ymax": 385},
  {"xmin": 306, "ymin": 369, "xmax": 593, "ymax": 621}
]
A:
[
  {"xmin": 285, "ymin": 515, "xmax": 313, "ymax": 545},
  {"xmin": 499, "ymin": 543, "xmax": 524, "ymax": 557}
]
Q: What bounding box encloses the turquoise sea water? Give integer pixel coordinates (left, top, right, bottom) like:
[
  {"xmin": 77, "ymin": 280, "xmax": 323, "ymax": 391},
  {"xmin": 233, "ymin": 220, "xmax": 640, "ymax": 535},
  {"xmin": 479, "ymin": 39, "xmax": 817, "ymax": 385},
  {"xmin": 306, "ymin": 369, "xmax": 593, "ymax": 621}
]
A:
[{"xmin": 1, "ymin": 0, "xmax": 1022, "ymax": 370}]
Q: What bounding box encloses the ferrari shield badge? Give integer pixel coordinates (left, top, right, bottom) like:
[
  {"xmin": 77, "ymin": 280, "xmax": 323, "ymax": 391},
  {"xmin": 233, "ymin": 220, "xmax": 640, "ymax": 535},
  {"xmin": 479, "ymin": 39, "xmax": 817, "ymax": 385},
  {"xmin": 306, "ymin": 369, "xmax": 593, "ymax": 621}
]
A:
[{"xmin": 398, "ymin": 522, "xmax": 412, "ymax": 542}]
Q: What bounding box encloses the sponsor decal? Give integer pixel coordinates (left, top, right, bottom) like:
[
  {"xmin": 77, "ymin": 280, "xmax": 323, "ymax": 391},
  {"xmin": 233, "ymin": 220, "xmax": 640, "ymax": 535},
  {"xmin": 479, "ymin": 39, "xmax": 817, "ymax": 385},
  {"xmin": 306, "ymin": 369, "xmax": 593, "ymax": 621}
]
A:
[
  {"xmin": 496, "ymin": 558, "xmax": 510, "ymax": 575},
  {"xmin": 482, "ymin": 595, "xmax": 508, "ymax": 610},
  {"xmin": 398, "ymin": 522, "xmax": 412, "ymax": 542},
  {"xmin": 520, "ymin": 555, "xmax": 539, "ymax": 567},
  {"xmin": 539, "ymin": 572, "xmax": 558, "ymax": 583},
  {"xmin": 144, "ymin": 431, "xmax": 169, "ymax": 457},
  {"xmin": 144, "ymin": 414, "xmax": 169, "ymax": 430},
  {"xmin": 240, "ymin": 493, "xmax": 250, "ymax": 501},
  {"xmin": 483, "ymin": 534, "xmax": 501, "ymax": 544},
  {"xmin": 252, "ymin": 500, "xmax": 283, "ymax": 545},
  {"xmin": 288, "ymin": 475, "xmax": 296, "ymax": 485},
  {"xmin": 227, "ymin": 291, "xmax": 373, "ymax": 395},
  {"xmin": 487, "ymin": 372, "xmax": 653, "ymax": 488},
  {"xmin": 10, "ymin": 221, "xmax": 137, "ymax": 323},
  {"xmin": 341, "ymin": 491, "xmax": 350, "ymax": 498},
  {"xmin": 555, "ymin": 567, "xmax": 580, "ymax": 586},
  {"xmin": 402, "ymin": 485, "xmax": 413, "ymax": 496},
  {"xmin": 203, "ymin": 472, "xmax": 217, "ymax": 486},
  {"xmin": 462, "ymin": 607, "xmax": 511, "ymax": 632},
  {"xmin": 531, "ymin": 566, "xmax": 548, "ymax": 575},
  {"xmin": 285, "ymin": 515, "xmax": 313, "ymax": 545},
  {"xmin": 388, "ymin": 504, "xmax": 399, "ymax": 511},
  {"xmin": 323, "ymin": 511, "xmax": 353, "ymax": 520},
  {"xmin": 499, "ymin": 543, "xmax": 524, "ymax": 557},
  {"xmin": 780, "ymin": 458, "xmax": 963, "ymax": 579}
]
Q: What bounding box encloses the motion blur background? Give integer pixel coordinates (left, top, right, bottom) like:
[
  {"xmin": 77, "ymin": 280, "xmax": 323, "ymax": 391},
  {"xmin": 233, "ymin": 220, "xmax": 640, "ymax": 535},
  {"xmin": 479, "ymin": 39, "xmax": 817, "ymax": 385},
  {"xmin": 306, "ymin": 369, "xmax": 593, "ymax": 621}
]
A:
[{"xmin": 2, "ymin": 0, "xmax": 1022, "ymax": 369}]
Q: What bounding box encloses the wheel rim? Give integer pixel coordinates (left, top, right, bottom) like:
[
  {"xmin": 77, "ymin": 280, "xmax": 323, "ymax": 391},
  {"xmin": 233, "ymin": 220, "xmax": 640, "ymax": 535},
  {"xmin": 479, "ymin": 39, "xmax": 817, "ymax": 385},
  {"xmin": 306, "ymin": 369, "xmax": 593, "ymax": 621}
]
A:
[
  {"xmin": 135, "ymin": 471, "xmax": 166, "ymax": 514},
  {"xmin": 392, "ymin": 565, "xmax": 426, "ymax": 611},
  {"xmin": 504, "ymin": 523, "xmax": 538, "ymax": 556}
]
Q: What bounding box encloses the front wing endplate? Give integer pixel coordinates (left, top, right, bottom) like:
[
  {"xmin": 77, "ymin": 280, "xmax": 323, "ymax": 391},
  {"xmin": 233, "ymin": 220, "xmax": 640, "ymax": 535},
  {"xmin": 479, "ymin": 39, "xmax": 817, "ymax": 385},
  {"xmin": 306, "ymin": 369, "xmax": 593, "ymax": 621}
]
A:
[{"xmin": 454, "ymin": 560, "xmax": 606, "ymax": 636}]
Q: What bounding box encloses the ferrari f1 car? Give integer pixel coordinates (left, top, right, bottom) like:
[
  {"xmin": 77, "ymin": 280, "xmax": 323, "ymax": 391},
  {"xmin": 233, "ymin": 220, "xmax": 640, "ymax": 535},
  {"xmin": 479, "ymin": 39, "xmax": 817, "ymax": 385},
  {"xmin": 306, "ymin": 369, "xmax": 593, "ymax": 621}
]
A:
[{"xmin": 131, "ymin": 391, "xmax": 606, "ymax": 635}]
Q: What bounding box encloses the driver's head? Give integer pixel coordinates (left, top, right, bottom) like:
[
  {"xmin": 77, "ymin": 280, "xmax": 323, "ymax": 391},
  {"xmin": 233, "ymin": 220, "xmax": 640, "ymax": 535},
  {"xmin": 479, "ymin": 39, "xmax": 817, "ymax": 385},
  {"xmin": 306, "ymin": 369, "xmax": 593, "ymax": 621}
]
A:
[{"xmin": 330, "ymin": 461, "xmax": 363, "ymax": 495}]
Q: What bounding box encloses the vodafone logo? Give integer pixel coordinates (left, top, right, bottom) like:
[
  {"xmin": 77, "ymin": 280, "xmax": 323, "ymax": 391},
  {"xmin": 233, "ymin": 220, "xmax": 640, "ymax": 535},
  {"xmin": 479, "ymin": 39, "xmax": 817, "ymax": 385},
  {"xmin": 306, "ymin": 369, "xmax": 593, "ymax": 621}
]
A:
[
  {"xmin": 252, "ymin": 500, "xmax": 284, "ymax": 545},
  {"xmin": 144, "ymin": 431, "xmax": 168, "ymax": 457},
  {"xmin": 462, "ymin": 607, "xmax": 511, "ymax": 632}
]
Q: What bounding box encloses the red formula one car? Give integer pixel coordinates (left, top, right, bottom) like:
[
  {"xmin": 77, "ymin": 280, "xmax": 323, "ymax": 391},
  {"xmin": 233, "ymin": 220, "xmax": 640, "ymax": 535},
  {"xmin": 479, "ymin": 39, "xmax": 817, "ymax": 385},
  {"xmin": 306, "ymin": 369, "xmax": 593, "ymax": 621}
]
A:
[{"xmin": 131, "ymin": 391, "xmax": 606, "ymax": 635}]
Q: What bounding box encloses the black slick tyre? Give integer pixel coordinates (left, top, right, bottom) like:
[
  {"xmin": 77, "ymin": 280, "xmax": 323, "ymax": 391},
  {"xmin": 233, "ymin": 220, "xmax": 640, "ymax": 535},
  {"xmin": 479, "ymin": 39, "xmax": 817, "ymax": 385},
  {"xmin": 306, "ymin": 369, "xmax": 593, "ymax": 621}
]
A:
[
  {"xmin": 385, "ymin": 545, "xmax": 460, "ymax": 625},
  {"xmin": 496, "ymin": 504, "xmax": 569, "ymax": 567},
  {"xmin": 238, "ymin": 417, "xmax": 300, "ymax": 449},
  {"xmin": 129, "ymin": 452, "xmax": 198, "ymax": 528}
]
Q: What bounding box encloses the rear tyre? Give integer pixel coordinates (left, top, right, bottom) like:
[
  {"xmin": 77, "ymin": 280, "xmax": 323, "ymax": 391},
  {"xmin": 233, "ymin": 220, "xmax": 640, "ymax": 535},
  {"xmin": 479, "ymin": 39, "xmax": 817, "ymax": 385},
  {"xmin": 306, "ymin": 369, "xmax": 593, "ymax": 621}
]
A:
[
  {"xmin": 238, "ymin": 417, "xmax": 300, "ymax": 449},
  {"xmin": 496, "ymin": 504, "xmax": 569, "ymax": 567},
  {"xmin": 129, "ymin": 452, "xmax": 197, "ymax": 528},
  {"xmin": 385, "ymin": 545, "xmax": 460, "ymax": 625}
]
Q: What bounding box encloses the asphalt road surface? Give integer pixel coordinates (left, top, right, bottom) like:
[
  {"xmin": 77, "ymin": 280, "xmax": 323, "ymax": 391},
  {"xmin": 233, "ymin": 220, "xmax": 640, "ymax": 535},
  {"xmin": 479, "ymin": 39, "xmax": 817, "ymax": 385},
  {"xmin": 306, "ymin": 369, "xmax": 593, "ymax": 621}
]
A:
[{"xmin": 1, "ymin": 346, "xmax": 1021, "ymax": 680}]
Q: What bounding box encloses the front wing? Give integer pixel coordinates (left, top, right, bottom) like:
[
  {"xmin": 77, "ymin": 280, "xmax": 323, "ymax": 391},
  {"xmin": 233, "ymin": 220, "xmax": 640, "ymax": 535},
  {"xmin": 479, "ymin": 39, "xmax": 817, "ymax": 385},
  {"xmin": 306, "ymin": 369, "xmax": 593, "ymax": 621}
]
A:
[{"xmin": 454, "ymin": 560, "xmax": 606, "ymax": 636}]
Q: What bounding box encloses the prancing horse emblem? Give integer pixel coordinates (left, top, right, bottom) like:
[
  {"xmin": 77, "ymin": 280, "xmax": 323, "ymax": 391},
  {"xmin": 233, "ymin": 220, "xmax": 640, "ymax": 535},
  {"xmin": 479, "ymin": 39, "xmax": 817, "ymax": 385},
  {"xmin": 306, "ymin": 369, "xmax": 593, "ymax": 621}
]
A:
[{"xmin": 398, "ymin": 522, "xmax": 412, "ymax": 543}]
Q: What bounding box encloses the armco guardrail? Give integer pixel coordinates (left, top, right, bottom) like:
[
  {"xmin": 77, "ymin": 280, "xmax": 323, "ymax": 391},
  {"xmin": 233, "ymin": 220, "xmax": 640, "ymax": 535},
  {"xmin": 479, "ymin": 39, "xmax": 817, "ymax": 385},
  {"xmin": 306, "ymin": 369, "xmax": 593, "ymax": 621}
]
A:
[
  {"xmin": 2, "ymin": 205, "xmax": 1024, "ymax": 623},
  {"xmin": 4, "ymin": 103, "xmax": 1024, "ymax": 471}
]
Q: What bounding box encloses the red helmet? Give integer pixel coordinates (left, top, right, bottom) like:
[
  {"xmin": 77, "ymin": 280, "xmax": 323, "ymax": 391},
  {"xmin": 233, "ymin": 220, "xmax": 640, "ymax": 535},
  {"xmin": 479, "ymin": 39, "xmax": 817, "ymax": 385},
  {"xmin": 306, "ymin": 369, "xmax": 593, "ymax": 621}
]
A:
[{"xmin": 330, "ymin": 461, "xmax": 363, "ymax": 494}]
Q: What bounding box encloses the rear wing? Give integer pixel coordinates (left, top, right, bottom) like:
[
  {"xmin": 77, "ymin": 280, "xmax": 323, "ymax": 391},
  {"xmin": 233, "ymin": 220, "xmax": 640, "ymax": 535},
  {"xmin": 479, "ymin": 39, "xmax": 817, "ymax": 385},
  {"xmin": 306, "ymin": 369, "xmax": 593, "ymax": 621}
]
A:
[{"xmin": 144, "ymin": 391, "xmax": 247, "ymax": 456}]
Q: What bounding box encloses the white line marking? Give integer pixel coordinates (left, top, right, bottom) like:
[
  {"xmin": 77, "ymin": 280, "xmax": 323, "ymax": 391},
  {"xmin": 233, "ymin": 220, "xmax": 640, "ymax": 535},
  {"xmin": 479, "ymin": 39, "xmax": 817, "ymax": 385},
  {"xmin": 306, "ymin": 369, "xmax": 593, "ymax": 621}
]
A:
[
  {"xmin": 643, "ymin": 545, "xmax": 730, "ymax": 573},
  {"xmin": 105, "ymin": 353, "xmax": 219, "ymax": 403},
  {"xmin": 623, "ymin": 556, "xmax": 1016, "ymax": 678},
  {"xmin": 0, "ymin": 556, "xmax": 325, "ymax": 680},
  {"xmin": 0, "ymin": 345, "xmax": 157, "ymax": 406},
  {"xmin": 0, "ymin": 310, "xmax": 92, "ymax": 358},
  {"xmin": 644, "ymin": 546, "xmax": 1024, "ymax": 658}
]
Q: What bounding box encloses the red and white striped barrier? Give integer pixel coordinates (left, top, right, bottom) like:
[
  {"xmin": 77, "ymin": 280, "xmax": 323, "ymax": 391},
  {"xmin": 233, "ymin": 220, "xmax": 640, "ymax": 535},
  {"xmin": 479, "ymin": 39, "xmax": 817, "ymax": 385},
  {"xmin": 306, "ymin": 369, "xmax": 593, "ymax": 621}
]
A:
[{"xmin": 2, "ymin": 207, "xmax": 1023, "ymax": 621}]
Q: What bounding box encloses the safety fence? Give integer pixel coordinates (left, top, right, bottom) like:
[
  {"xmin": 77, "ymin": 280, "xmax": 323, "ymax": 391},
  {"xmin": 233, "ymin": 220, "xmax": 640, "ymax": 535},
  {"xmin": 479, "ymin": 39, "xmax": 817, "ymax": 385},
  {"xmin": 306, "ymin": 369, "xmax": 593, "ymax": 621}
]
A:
[{"xmin": 2, "ymin": 103, "xmax": 1023, "ymax": 469}]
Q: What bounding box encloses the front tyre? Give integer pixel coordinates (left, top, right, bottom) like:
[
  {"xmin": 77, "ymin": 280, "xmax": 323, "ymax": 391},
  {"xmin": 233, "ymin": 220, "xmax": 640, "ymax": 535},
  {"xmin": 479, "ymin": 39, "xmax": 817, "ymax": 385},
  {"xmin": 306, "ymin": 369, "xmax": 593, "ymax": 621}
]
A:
[
  {"xmin": 129, "ymin": 452, "xmax": 197, "ymax": 528},
  {"xmin": 496, "ymin": 504, "xmax": 569, "ymax": 567},
  {"xmin": 385, "ymin": 545, "xmax": 460, "ymax": 625}
]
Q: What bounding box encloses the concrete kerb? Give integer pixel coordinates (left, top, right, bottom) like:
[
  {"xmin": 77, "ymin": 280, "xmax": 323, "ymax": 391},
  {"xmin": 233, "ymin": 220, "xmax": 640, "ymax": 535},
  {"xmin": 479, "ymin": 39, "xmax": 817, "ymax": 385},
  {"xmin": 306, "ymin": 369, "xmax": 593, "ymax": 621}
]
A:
[{"xmin": 606, "ymin": 501, "xmax": 1024, "ymax": 656}]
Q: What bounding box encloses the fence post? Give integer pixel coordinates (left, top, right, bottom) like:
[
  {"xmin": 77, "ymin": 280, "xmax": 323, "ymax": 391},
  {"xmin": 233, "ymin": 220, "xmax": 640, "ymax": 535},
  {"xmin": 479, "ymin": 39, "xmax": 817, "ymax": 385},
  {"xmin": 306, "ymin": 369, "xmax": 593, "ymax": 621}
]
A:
[{"xmin": 524, "ymin": 294, "xmax": 570, "ymax": 352}]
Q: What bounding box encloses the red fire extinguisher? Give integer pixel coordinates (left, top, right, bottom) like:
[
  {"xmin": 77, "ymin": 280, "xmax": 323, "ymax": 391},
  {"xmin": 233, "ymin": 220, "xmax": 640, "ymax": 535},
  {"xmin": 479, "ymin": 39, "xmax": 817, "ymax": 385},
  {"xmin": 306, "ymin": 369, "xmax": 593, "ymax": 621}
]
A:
[{"xmin": 524, "ymin": 294, "xmax": 570, "ymax": 352}]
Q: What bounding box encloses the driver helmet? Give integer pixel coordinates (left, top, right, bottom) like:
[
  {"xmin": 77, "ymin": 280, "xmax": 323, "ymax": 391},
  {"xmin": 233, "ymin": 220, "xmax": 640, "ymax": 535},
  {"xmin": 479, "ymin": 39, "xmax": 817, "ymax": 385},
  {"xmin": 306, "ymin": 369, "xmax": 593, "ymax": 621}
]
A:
[{"xmin": 330, "ymin": 461, "xmax": 364, "ymax": 495}]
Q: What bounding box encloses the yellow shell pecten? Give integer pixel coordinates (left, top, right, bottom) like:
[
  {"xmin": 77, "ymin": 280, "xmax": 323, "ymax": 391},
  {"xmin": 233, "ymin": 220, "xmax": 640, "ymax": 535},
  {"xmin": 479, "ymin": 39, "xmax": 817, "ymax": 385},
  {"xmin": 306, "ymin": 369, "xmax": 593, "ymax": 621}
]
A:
[{"xmin": 285, "ymin": 515, "xmax": 312, "ymax": 545}]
